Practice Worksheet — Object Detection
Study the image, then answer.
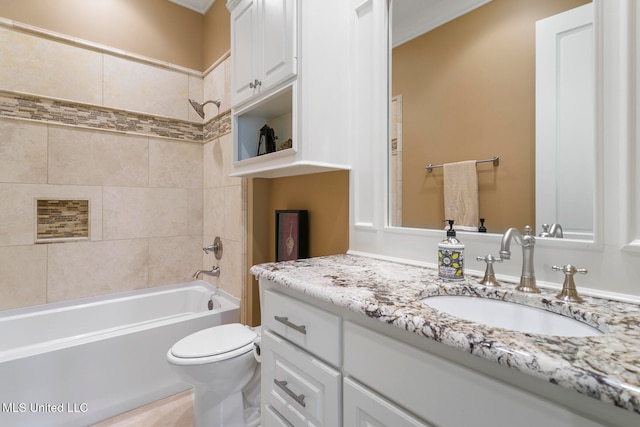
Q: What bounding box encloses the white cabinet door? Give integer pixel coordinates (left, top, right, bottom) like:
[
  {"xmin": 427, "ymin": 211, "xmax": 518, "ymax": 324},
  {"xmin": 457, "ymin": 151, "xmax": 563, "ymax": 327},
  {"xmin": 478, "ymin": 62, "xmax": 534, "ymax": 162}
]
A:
[
  {"xmin": 259, "ymin": 0, "xmax": 296, "ymax": 91},
  {"xmin": 344, "ymin": 378, "xmax": 432, "ymax": 427},
  {"xmin": 230, "ymin": 0, "xmax": 296, "ymax": 107},
  {"xmin": 230, "ymin": 0, "xmax": 259, "ymax": 105}
]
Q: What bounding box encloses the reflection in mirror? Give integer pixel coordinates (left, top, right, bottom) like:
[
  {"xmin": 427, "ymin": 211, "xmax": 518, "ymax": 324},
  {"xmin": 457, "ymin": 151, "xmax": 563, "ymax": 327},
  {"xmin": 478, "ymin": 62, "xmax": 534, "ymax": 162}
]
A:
[{"xmin": 389, "ymin": 0, "xmax": 594, "ymax": 239}]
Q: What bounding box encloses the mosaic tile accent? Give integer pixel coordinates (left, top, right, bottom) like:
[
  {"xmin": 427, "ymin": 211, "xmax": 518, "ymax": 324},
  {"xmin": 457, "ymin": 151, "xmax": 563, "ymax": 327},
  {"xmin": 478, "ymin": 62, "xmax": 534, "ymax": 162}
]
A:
[
  {"xmin": 0, "ymin": 91, "xmax": 230, "ymax": 143},
  {"xmin": 204, "ymin": 110, "xmax": 231, "ymax": 141},
  {"xmin": 36, "ymin": 199, "xmax": 89, "ymax": 242}
]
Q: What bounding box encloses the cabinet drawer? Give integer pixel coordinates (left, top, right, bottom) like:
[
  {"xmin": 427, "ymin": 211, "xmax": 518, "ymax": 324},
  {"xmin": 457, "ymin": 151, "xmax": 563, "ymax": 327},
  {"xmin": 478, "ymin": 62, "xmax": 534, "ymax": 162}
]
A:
[
  {"xmin": 262, "ymin": 330, "xmax": 341, "ymax": 427},
  {"xmin": 262, "ymin": 404, "xmax": 293, "ymax": 427},
  {"xmin": 263, "ymin": 289, "xmax": 341, "ymax": 366}
]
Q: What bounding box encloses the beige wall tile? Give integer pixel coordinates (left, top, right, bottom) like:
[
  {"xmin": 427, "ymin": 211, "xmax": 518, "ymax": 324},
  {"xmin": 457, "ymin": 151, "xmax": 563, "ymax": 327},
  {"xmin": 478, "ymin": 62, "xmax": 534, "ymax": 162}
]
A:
[
  {"xmin": 203, "ymin": 138, "xmax": 224, "ymax": 189},
  {"xmin": 0, "ymin": 245, "xmax": 47, "ymax": 310},
  {"xmin": 217, "ymin": 238, "xmax": 242, "ymax": 298},
  {"xmin": 148, "ymin": 187, "xmax": 189, "ymax": 237},
  {"xmin": 224, "ymin": 185, "xmax": 243, "ymax": 242},
  {"xmin": 0, "ymin": 118, "xmax": 47, "ymax": 183},
  {"xmin": 203, "ymin": 187, "xmax": 225, "ymax": 240},
  {"xmin": 203, "ymin": 59, "xmax": 227, "ymax": 117},
  {"xmin": 0, "ymin": 27, "xmax": 103, "ymax": 104},
  {"xmin": 188, "ymin": 187, "xmax": 203, "ymax": 237},
  {"xmin": 148, "ymin": 236, "xmax": 202, "ymax": 287},
  {"xmin": 103, "ymin": 55, "xmax": 189, "ymax": 119},
  {"xmin": 0, "ymin": 183, "xmax": 103, "ymax": 246},
  {"xmin": 103, "ymin": 187, "xmax": 151, "ymax": 239},
  {"xmin": 47, "ymin": 239, "xmax": 149, "ymax": 302},
  {"xmin": 149, "ymin": 139, "xmax": 202, "ymax": 189},
  {"xmin": 188, "ymin": 75, "xmax": 204, "ymax": 122},
  {"xmin": 48, "ymin": 126, "xmax": 149, "ymax": 186},
  {"xmin": 103, "ymin": 187, "xmax": 189, "ymax": 240},
  {"xmin": 220, "ymin": 133, "xmax": 242, "ymax": 187}
]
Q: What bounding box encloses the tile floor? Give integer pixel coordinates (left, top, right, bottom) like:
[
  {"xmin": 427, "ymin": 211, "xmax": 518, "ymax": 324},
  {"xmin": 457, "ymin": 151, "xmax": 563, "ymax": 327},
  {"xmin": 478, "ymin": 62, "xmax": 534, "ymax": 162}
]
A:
[{"xmin": 91, "ymin": 391, "xmax": 194, "ymax": 427}]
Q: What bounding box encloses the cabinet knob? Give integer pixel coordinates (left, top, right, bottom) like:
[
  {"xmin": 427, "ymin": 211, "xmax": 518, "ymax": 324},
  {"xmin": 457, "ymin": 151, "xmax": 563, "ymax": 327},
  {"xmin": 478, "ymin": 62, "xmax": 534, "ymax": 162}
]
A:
[{"xmin": 249, "ymin": 79, "xmax": 262, "ymax": 89}]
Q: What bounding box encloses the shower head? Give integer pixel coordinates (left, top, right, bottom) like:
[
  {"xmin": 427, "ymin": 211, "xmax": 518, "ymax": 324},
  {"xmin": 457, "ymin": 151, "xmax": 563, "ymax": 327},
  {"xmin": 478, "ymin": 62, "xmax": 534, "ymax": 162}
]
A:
[{"xmin": 188, "ymin": 98, "xmax": 221, "ymax": 119}]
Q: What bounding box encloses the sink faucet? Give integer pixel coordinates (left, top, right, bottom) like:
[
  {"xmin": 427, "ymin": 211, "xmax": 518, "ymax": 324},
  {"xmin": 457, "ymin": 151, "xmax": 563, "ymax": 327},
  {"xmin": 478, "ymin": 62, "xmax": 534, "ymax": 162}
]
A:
[
  {"xmin": 499, "ymin": 225, "xmax": 540, "ymax": 293},
  {"xmin": 193, "ymin": 266, "xmax": 220, "ymax": 279},
  {"xmin": 539, "ymin": 223, "xmax": 563, "ymax": 238}
]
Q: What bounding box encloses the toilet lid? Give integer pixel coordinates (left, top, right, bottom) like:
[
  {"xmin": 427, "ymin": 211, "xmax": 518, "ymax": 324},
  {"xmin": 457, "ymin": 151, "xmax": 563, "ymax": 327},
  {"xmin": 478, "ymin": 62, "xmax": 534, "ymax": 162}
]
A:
[{"xmin": 171, "ymin": 323, "xmax": 257, "ymax": 359}]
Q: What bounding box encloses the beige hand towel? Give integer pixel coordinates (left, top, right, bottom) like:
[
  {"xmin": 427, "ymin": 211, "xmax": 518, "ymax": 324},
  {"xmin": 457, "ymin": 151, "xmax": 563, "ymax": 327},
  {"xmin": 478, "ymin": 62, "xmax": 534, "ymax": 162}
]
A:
[{"xmin": 443, "ymin": 160, "xmax": 479, "ymax": 230}]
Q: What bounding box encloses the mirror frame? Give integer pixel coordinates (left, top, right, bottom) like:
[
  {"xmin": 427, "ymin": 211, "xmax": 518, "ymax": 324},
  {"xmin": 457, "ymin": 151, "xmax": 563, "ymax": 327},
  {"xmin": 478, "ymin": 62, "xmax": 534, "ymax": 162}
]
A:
[{"xmin": 348, "ymin": 0, "xmax": 606, "ymax": 287}]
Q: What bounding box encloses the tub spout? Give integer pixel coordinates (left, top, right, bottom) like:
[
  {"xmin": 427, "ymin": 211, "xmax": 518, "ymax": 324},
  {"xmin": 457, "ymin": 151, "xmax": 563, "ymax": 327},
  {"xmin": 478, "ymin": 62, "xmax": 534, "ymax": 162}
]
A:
[{"xmin": 192, "ymin": 266, "xmax": 220, "ymax": 279}]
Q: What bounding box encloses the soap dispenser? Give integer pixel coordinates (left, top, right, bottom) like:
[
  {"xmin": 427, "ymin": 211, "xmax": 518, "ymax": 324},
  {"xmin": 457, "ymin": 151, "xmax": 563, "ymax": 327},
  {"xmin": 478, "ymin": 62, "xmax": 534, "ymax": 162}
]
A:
[{"xmin": 438, "ymin": 220, "xmax": 465, "ymax": 281}]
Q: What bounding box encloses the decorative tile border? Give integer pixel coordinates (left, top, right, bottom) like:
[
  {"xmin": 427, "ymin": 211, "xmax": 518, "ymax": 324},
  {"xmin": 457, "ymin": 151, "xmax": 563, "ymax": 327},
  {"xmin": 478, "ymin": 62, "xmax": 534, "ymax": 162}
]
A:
[{"xmin": 0, "ymin": 90, "xmax": 229, "ymax": 143}]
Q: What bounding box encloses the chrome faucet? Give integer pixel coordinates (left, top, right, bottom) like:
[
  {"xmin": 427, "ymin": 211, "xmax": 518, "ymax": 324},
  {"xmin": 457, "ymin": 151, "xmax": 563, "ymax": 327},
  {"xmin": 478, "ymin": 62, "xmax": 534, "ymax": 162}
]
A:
[
  {"xmin": 193, "ymin": 266, "xmax": 220, "ymax": 279},
  {"xmin": 499, "ymin": 225, "xmax": 540, "ymax": 293},
  {"xmin": 539, "ymin": 223, "xmax": 564, "ymax": 238}
]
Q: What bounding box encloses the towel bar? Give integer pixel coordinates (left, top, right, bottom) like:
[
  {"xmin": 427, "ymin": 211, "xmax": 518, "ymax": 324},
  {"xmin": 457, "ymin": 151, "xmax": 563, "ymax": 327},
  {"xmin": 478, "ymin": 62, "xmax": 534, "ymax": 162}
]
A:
[{"xmin": 425, "ymin": 156, "xmax": 499, "ymax": 173}]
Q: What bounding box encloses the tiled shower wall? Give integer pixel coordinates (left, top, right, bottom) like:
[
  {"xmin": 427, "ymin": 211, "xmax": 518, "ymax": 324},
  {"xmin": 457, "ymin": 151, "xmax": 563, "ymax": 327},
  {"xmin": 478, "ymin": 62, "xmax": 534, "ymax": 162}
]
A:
[{"xmin": 0, "ymin": 20, "xmax": 244, "ymax": 310}]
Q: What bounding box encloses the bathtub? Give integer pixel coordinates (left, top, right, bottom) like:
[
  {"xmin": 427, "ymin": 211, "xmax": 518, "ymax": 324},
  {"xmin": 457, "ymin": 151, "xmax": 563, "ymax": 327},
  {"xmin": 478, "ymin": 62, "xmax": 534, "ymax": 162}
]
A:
[{"xmin": 0, "ymin": 280, "xmax": 240, "ymax": 427}]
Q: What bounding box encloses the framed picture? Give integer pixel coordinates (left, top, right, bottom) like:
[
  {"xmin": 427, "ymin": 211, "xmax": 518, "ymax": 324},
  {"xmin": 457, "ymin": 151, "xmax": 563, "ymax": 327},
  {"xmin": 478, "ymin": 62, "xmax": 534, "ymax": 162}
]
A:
[{"xmin": 275, "ymin": 210, "xmax": 309, "ymax": 261}]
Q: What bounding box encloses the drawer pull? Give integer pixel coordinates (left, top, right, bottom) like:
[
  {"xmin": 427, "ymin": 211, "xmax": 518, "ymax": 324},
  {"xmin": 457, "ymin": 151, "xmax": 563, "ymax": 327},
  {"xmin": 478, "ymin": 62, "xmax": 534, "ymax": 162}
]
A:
[
  {"xmin": 274, "ymin": 379, "xmax": 306, "ymax": 407},
  {"xmin": 274, "ymin": 316, "xmax": 307, "ymax": 334}
]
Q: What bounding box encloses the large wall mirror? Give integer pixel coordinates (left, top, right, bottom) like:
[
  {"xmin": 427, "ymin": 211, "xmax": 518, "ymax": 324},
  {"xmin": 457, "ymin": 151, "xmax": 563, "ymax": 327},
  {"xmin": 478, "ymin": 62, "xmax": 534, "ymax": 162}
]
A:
[{"xmin": 389, "ymin": 0, "xmax": 596, "ymax": 241}]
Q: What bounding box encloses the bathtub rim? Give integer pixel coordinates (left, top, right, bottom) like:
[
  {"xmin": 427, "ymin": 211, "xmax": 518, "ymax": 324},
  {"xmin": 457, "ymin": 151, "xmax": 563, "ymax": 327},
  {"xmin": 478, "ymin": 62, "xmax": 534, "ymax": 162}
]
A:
[{"xmin": 0, "ymin": 279, "xmax": 238, "ymax": 319}]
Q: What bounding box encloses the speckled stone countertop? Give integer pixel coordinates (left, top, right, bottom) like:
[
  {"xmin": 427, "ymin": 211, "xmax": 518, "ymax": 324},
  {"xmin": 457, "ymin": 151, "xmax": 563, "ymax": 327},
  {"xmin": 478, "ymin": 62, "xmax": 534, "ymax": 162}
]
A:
[{"xmin": 250, "ymin": 254, "xmax": 640, "ymax": 414}]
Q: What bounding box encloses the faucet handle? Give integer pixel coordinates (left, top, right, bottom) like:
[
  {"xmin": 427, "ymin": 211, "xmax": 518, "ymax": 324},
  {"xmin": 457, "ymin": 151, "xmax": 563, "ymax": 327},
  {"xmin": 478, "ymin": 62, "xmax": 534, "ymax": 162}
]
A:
[
  {"xmin": 476, "ymin": 254, "xmax": 502, "ymax": 287},
  {"xmin": 552, "ymin": 264, "xmax": 587, "ymax": 303},
  {"xmin": 203, "ymin": 236, "xmax": 224, "ymax": 260}
]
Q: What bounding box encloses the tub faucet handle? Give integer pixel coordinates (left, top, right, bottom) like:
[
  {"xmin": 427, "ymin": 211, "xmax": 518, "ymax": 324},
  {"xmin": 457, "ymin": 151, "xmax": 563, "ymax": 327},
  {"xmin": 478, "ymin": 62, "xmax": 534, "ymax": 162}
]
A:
[
  {"xmin": 552, "ymin": 264, "xmax": 587, "ymax": 303},
  {"xmin": 203, "ymin": 236, "xmax": 223, "ymax": 260}
]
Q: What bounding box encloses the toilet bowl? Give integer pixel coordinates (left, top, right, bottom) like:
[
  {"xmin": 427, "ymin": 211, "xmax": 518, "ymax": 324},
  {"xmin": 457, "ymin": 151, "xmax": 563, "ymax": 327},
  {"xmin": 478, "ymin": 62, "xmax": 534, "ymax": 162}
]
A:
[{"xmin": 167, "ymin": 323, "xmax": 261, "ymax": 427}]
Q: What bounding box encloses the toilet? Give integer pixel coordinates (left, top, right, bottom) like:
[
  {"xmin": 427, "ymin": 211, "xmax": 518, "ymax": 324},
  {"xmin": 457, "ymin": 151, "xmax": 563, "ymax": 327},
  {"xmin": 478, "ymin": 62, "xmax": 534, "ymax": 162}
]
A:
[{"xmin": 167, "ymin": 323, "xmax": 261, "ymax": 427}]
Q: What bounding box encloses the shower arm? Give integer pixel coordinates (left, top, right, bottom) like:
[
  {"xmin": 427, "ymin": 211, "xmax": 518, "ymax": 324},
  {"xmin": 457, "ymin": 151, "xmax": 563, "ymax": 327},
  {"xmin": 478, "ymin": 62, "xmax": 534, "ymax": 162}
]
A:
[{"xmin": 201, "ymin": 100, "xmax": 221, "ymax": 108}]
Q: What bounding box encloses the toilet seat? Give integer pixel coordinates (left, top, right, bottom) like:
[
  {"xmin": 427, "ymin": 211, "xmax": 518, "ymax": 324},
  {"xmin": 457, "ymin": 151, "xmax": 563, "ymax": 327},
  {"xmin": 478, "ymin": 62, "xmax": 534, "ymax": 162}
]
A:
[{"xmin": 169, "ymin": 323, "xmax": 258, "ymax": 364}]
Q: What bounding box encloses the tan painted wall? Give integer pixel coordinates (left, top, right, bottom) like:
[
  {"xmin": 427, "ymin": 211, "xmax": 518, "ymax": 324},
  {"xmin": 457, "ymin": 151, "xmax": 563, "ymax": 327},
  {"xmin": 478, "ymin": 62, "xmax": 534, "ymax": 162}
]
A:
[
  {"xmin": 393, "ymin": 0, "xmax": 590, "ymax": 233},
  {"xmin": 266, "ymin": 171, "xmax": 350, "ymax": 260},
  {"xmin": 246, "ymin": 171, "xmax": 350, "ymax": 325},
  {"xmin": 0, "ymin": 0, "xmax": 205, "ymax": 70},
  {"xmin": 204, "ymin": 0, "xmax": 231, "ymax": 69}
]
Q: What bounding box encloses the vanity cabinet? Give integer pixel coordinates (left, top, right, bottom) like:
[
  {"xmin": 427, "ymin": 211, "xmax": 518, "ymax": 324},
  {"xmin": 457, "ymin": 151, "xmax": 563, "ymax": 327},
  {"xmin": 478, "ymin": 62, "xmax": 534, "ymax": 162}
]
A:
[
  {"xmin": 258, "ymin": 278, "xmax": 632, "ymax": 427},
  {"xmin": 228, "ymin": 0, "xmax": 296, "ymax": 107},
  {"xmin": 227, "ymin": 0, "xmax": 351, "ymax": 178}
]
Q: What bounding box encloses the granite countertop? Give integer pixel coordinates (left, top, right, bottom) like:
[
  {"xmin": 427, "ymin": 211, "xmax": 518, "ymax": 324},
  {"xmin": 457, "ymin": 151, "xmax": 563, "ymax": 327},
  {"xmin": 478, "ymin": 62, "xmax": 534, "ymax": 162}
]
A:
[{"xmin": 250, "ymin": 254, "xmax": 640, "ymax": 414}]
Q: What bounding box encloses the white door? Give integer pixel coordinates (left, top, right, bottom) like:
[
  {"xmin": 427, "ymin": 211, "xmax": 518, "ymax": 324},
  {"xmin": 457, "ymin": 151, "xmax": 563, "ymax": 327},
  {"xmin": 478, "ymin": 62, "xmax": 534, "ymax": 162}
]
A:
[{"xmin": 535, "ymin": 3, "xmax": 594, "ymax": 240}]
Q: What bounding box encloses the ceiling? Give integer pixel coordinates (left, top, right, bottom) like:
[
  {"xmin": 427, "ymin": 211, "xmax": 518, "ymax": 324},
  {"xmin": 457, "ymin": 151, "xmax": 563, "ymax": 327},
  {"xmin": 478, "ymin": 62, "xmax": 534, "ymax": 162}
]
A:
[
  {"xmin": 392, "ymin": 0, "xmax": 492, "ymax": 47},
  {"xmin": 166, "ymin": 0, "xmax": 491, "ymax": 39},
  {"xmin": 168, "ymin": 0, "xmax": 216, "ymax": 14}
]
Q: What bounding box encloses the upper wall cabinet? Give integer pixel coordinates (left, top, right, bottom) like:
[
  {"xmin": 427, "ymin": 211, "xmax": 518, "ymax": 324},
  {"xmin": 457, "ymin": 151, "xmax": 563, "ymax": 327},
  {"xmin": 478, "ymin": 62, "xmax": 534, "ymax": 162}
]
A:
[
  {"xmin": 229, "ymin": 0, "xmax": 296, "ymax": 106},
  {"xmin": 227, "ymin": 0, "xmax": 351, "ymax": 178}
]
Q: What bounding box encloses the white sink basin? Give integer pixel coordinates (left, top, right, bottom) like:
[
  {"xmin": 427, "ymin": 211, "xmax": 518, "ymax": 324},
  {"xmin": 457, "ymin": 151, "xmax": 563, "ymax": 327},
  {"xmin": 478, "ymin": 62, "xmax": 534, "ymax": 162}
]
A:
[{"xmin": 421, "ymin": 296, "xmax": 602, "ymax": 337}]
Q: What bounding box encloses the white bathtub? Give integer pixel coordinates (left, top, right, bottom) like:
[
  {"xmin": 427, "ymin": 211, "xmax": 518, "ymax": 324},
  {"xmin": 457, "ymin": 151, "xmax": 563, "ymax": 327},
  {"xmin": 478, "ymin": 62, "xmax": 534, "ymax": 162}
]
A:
[{"xmin": 0, "ymin": 280, "xmax": 240, "ymax": 427}]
